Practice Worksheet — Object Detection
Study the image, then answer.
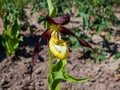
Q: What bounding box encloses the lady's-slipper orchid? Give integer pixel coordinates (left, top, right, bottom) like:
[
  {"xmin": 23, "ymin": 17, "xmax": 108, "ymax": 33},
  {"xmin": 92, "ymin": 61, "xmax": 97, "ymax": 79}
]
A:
[{"xmin": 32, "ymin": 14, "xmax": 94, "ymax": 63}]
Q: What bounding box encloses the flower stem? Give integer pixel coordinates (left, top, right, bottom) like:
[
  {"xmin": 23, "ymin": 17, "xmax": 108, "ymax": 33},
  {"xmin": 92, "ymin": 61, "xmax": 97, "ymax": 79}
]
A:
[
  {"xmin": 55, "ymin": 82, "xmax": 60, "ymax": 90},
  {"xmin": 49, "ymin": 49, "xmax": 52, "ymax": 73},
  {"xmin": 48, "ymin": 49, "xmax": 61, "ymax": 90}
]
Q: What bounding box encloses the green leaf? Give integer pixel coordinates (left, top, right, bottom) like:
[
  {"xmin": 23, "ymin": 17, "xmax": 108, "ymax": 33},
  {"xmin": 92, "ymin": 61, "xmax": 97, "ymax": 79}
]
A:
[
  {"xmin": 19, "ymin": 36, "xmax": 23, "ymax": 41},
  {"xmin": 69, "ymin": 36, "xmax": 79, "ymax": 50},
  {"xmin": 1, "ymin": 13, "xmax": 22, "ymax": 55},
  {"xmin": 79, "ymin": 12, "xmax": 89, "ymax": 27},
  {"xmin": 113, "ymin": 52, "xmax": 120, "ymax": 62},
  {"xmin": 46, "ymin": 0, "xmax": 57, "ymax": 28},
  {"xmin": 48, "ymin": 71, "xmax": 90, "ymax": 90},
  {"xmin": 48, "ymin": 59, "xmax": 90, "ymax": 90},
  {"xmin": 47, "ymin": 0, "xmax": 57, "ymax": 17},
  {"xmin": 64, "ymin": 73, "xmax": 91, "ymax": 82},
  {"xmin": 53, "ymin": 59, "xmax": 67, "ymax": 72},
  {"xmin": 72, "ymin": 41, "xmax": 79, "ymax": 50},
  {"xmin": 96, "ymin": 24, "xmax": 105, "ymax": 34},
  {"xmin": 49, "ymin": 60, "xmax": 90, "ymax": 89},
  {"xmin": 53, "ymin": 71, "xmax": 91, "ymax": 83},
  {"xmin": 69, "ymin": 36, "xmax": 77, "ymax": 41},
  {"xmin": 90, "ymin": 49, "xmax": 107, "ymax": 62},
  {"xmin": 0, "ymin": 0, "xmax": 4, "ymax": 16},
  {"xmin": 48, "ymin": 73, "xmax": 61, "ymax": 90}
]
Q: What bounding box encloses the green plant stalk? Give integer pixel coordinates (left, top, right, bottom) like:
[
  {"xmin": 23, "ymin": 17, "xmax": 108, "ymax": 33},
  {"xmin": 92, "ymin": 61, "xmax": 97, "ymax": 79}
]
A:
[
  {"xmin": 47, "ymin": 0, "xmax": 59, "ymax": 89},
  {"xmin": 48, "ymin": 49, "xmax": 52, "ymax": 90},
  {"xmin": 49, "ymin": 49, "xmax": 53, "ymax": 73},
  {"xmin": 47, "ymin": 0, "xmax": 53, "ymax": 13},
  {"xmin": 48, "ymin": 49, "xmax": 61, "ymax": 90},
  {"xmin": 46, "ymin": 0, "xmax": 57, "ymax": 28},
  {"xmin": 47, "ymin": 0, "xmax": 57, "ymax": 17},
  {"xmin": 55, "ymin": 82, "xmax": 60, "ymax": 90},
  {"xmin": 0, "ymin": 0, "xmax": 3, "ymax": 17}
]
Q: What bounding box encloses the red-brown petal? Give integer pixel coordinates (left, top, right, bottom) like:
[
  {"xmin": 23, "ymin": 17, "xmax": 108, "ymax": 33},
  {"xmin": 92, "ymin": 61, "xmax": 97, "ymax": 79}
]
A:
[
  {"xmin": 59, "ymin": 27, "xmax": 76, "ymax": 36},
  {"xmin": 59, "ymin": 27, "xmax": 94, "ymax": 50},
  {"xmin": 41, "ymin": 29, "xmax": 52, "ymax": 41},
  {"xmin": 77, "ymin": 38, "xmax": 94, "ymax": 50}
]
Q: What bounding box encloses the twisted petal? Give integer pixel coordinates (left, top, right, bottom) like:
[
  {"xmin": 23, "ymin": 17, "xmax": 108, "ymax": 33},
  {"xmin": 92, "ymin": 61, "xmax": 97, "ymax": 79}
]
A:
[
  {"xmin": 59, "ymin": 27, "xmax": 76, "ymax": 36},
  {"xmin": 46, "ymin": 14, "xmax": 70, "ymax": 25},
  {"xmin": 32, "ymin": 29, "xmax": 52, "ymax": 63},
  {"xmin": 32, "ymin": 38, "xmax": 41, "ymax": 64},
  {"xmin": 59, "ymin": 27, "xmax": 94, "ymax": 50},
  {"xmin": 41, "ymin": 29, "xmax": 52, "ymax": 41}
]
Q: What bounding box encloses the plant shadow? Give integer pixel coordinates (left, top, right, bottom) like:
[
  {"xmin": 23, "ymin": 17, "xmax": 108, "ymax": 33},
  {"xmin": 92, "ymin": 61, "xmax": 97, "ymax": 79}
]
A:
[{"xmin": 0, "ymin": 36, "xmax": 6, "ymax": 62}]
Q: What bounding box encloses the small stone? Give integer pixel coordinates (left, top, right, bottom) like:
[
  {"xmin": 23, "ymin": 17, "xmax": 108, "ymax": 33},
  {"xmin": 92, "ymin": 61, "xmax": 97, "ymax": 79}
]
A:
[
  {"xmin": 39, "ymin": 81, "xmax": 44, "ymax": 86},
  {"xmin": 34, "ymin": 69, "xmax": 42, "ymax": 74},
  {"xmin": 1, "ymin": 79, "xmax": 10, "ymax": 88},
  {"xmin": 91, "ymin": 35, "xmax": 103, "ymax": 44}
]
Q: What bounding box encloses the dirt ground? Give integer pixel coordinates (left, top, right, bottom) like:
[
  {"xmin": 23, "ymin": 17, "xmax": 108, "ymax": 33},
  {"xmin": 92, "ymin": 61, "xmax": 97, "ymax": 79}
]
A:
[{"xmin": 0, "ymin": 7, "xmax": 120, "ymax": 90}]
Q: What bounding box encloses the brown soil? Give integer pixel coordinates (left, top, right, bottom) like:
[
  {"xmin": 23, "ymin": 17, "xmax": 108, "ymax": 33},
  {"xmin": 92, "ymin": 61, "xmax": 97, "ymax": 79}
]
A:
[{"xmin": 0, "ymin": 7, "xmax": 120, "ymax": 90}]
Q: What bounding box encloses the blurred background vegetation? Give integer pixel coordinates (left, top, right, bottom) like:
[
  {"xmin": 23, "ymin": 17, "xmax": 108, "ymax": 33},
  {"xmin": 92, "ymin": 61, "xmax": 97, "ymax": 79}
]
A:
[{"xmin": 0, "ymin": 0, "xmax": 120, "ymax": 61}]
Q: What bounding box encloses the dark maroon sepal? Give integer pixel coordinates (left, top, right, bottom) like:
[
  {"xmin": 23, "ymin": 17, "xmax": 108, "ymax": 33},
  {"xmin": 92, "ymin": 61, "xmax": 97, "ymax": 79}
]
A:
[
  {"xmin": 41, "ymin": 29, "xmax": 52, "ymax": 41},
  {"xmin": 46, "ymin": 16, "xmax": 57, "ymax": 25},
  {"xmin": 32, "ymin": 39, "xmax": 41, "ymax": 65},
  {"xmin": 46, "ymin": 14, "xmax": 70, "ymax": 25},
  {"xmin": 53, "ymin": 14, "xmax": 70, "ymax": 25}
]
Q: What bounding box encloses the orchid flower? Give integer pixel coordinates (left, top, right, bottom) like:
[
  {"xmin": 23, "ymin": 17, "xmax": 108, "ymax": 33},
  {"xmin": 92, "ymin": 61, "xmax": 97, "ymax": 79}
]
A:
[{"xmin": 32, "ymin": 14, "xmax": 94, "ymax": 63}]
